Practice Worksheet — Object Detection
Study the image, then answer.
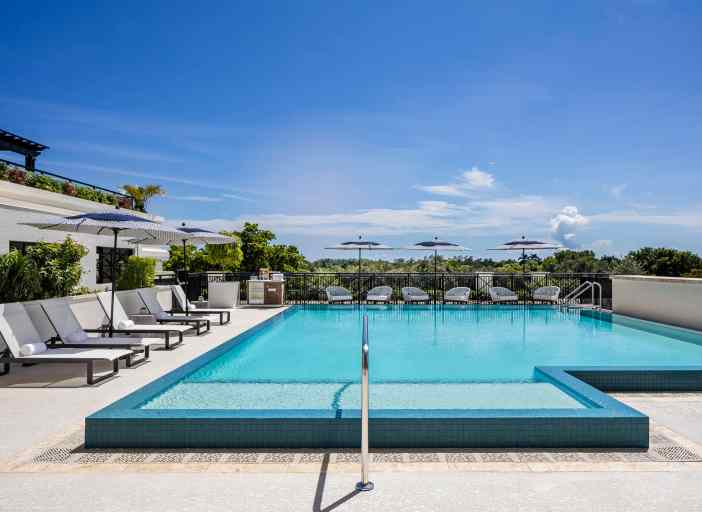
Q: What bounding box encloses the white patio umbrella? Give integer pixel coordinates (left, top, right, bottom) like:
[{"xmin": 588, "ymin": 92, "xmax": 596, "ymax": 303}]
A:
[
  {"xmin": 403, "ymin": 237, "xmax": 470, "ymax": 302},
  {"xmin": 131, "ymin": 223, "xmax": 237, "ymax": 314},
  {"xmin": 488, "ymin": 236, "xmax": 562, "ymax": 272},
  {"xmin": 325, "ymin": 237, "xmax": 393, "ymax": 303},
  {"xmin": 22, "ymin": 210, "xmax": 188, "ymax": 336}
]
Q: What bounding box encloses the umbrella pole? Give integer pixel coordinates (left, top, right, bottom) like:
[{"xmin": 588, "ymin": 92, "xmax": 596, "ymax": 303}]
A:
[
  {"xmin": 522, "ymin": 248, "xmax": 526, "ymax": 273},
  {"xmin": 434, "ymin": 249, "xmax": 438, "ymax": 305},
  {"xmin": 109, "ymin": 229, "xmax": 119, "ymax": 337},
  {"xmin": 183, "ymin": 239, "xmax": 189, "ymax": 315},
  {"xmin": 358, "ymin": 248, "xmax": 361, "ymax": 306}
]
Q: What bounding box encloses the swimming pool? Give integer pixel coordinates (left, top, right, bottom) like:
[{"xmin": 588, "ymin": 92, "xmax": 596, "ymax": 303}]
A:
[{"xmin": 86, "ymin": 306, "xmax": 702, "ymax": 449}]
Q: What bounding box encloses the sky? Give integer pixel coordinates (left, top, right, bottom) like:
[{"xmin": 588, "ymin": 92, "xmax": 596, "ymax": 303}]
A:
[{"xmin": 2, "ymin": 1, "xmax": 701, "ymax": 260}]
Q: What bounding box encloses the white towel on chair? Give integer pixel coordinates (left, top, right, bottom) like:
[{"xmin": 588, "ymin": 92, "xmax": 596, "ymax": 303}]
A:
[{"xmin": 20, "ymin": 342, "xmax": 47, "ymax": 356}]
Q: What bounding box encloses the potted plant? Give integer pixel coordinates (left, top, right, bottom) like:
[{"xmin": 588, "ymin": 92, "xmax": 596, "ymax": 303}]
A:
[
  {"xmin": 62, "ymin": 181, "xmax": 77, "ymax": 196},
  {"xmin": 8, "ymin": 167, "xmax": 26, "ymax": 185}
]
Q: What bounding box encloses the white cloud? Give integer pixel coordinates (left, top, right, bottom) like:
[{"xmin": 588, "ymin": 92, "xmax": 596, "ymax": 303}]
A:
[
  {"xmin": 170, "ymin": 195, "xmax": 223, "ymax": 202},
  {"xmin": 549, "ymin": 206, "xmax": 589, "ymax": 249},
  {"xmin": 591, "ymin": 239, "xmax": 613, "ymax": 250},
  {"xmin": 417, "ymin": 167, "xmax": 495, "ymax": 197},
  {"xmin": 178, "ymin": 195, "xmax": 560, "ymax": 237},
  {"xmin": 608, "ymin": 184, "xmax": 627, "ymax": 199},
  {"xmin": 590, "ymin": 209, "xmax": 702, "ymax": 228}
]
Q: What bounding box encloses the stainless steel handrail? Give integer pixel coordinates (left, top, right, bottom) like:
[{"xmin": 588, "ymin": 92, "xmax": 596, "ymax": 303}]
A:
[
  {"xmin": 356, "ymin": 314, "xmax": 374, "ymax": 492},
  {"xmin": 562, "ymin": 281, "xmax": 591, "ymax": 303},
  {"xmin": 561, "ymin": 280, "xmax": 603, "ymax": 309}
]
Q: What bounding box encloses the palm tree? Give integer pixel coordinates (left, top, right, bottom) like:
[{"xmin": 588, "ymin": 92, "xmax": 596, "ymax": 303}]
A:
[{"xmin": 122, "ymin": 184, "xmax": 166, "ymax": 212}]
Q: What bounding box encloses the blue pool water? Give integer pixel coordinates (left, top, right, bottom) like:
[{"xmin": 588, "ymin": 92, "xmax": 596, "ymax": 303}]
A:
[{"xmin": 140, "ymin": 306, "xmax": 702, "ymax": 411}]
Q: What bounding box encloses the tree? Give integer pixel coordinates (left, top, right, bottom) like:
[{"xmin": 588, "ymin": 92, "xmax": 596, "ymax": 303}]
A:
[
  {"xmin": 122, "ymin": 184, "xmax": 166, "ymax": 212},
  {"xmin": 267, "ymin": 244, "xmax": 308, "ymax": 272},
  {"xmin": 235, "ymin": 223, "xmax": 276, "ymax": 271},
  {"xmin": 202, "ymin": 230, "xmax": 243, "ymax": 271},
  {"xmin": 163, "ymin": 244, "xmax": 210, "ymax": 273},
  {"xmin": 628, "ymin": 247, "xmax": 702, "ymax": 277},
  {"xmin": 26, "ymin": 238, "xmax": 88, "ymax": 298},
  {"xmin": 0, "ymin": 250, "xmax": 40, "ymax": 302},
  {"xmin": 613, "ymin": 255, "xmax": 643, "ymax": 275},
  {"xmin": 117, "ymin": 256, "xmax": 156, "ymax": 290}
]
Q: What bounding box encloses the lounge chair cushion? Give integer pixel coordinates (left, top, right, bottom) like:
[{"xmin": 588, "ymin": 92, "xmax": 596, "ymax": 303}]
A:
[
  {"xmin": 66, "ymin": 330, "xmax": 89, "ymax": 344},
  {"xmin": 117, "ymin": 319, "xmax": 135, "ymax": 329},
  {"xmin": 20, "ymin": 342, "xmax": 47, "ymax": 356}
]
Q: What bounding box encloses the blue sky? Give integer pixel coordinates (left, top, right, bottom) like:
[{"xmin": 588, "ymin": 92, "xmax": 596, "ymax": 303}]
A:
[{"xmin": 2, "ymin": 1, "xmax": 701, "ymax": 259}]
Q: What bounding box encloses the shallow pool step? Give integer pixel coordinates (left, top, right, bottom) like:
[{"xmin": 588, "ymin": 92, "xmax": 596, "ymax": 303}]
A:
[{"xmin": 142, "ymin": 382, "xmax": 586, "ymax": 410}]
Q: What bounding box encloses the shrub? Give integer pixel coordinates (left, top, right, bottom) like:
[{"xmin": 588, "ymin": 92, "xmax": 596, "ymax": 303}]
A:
[
  {"xmin": 26, "ymin": 238, "xmax": 88, "ymax": 299},
  {"xmin": 117, "ymin": 256, "xmax": 157, "ymax": 290},
  {"xmin": 0, "ymin": 161, "xmax": 8, "ymax": 180},
  {"xmin": 0, "ymin": 250, "xmax": 41, "ymax": 303},
  {"xmin": 26, "ymin": 172, "xmax": 62, "ymax": 193}
]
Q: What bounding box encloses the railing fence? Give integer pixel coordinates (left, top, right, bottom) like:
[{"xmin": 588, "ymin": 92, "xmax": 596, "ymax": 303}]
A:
[{"xmin": 154, "ymin": 272, "xmax": 612, "ymax": 308}]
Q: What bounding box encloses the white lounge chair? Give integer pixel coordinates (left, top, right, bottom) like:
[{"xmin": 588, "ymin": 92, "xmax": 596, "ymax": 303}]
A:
[
  {"xmin": 171, "ymin": 285, "xmax": 231, "ymax": 325},
  {"xmin": 489, "ymin": 286, "xmax": 519, "ymax": 303},
  {"xmin": 533, "ymin": 286, "xmax": 561, "ymax": 303},
  {"xmin": 40, "ymin": 298, "xmax": 159, "ymax": 366},
  {"xmin": 325, "ymin": 286, "xmax": 353, "ymax": 303},
  {"xmin": 95, "ymin": 292, "xmax": 192, "ymax": 349},
  {"xmin": 402, "ymin": 287, "xmax": 430, "ymax": 303},
  {"xmin": 0, "ymin": 303, "xmax": 131, "ymax": 385},
  {"xmin": 444, "ymin": 287, "xmax": 471, "ymax": 303},
  {"xmin": 134, "ymin": 288, "xmax": 211, "ymax": 335},
  {"xmin": 366, "ymin": 286, "xmax": 392, "ymax": 303}
]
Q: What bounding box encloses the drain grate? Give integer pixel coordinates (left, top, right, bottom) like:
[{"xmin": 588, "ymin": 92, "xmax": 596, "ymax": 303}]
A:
[
  {"xmin": 32, "ymin": 448, "xmax": 73, "ymax": 464},
  {"xmin": 334, "ymin": 452, "xmax": 360, "ymax": 463},
  {"xmin": 298, "ymin": 453, "xmax": 326, "ymax": 463},
  {"xmin": 654, "ymin": 446, "xmax": 702, "ymax": 462},
  {"xmin": 407, "ymin": 453, "xmax": 441, "ymax": 463},
  {"xmin": 445, "ymin": 453, "xmax": 478, "ymax": 463},
  {"xmin": 224, "ymin": 453, "xmax": 260, "ymax": 464},
  {"xmin": 76, "ymin": 452, "xmax": 114, "ymax": 464},
  {"xmin": 152, "ymin": 453, "xmax": 187, "ymax": 464},
  {"xmin": 187, "ymin": 452, "xmax": 223, "ymax": 463},
  {"xmin": 261, "ymin": 453, "xmax": 295, "ymax": 464},
  {"xmin": 113, "ymin": 453, "xmax": 149, "ymax": 464},
  {"xmin": 479, "ymin": 452, "xmax": 514, "ymax": 463},
  {"xmin": 514, "ymin": 452, "xmax": 553, "ymax": 463},
  {"xmin": 372, "ymin": 453, "xmax": 404, "ymax": 463}
]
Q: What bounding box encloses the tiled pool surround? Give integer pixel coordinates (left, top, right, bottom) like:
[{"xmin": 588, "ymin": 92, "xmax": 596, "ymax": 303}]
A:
[{"xmin": 86, "ymin": 307, "xmax": 702, "ymax": 449}]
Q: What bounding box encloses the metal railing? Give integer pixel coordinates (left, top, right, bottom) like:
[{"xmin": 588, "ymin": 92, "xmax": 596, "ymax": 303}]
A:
[
  {"xmin": 173, "ymin": 271, "xmax": 613, "ymax": 308},
  {"xmin": 561, "ymin": 280, "xmax": 603, "ymax": 308},
  {"xmin": 0, "ymin": 157, "xmax": 136, "ymax": 209},
  {"xmin": 356, "ymin": 314, "xmax": 373, "ymax": 492}
]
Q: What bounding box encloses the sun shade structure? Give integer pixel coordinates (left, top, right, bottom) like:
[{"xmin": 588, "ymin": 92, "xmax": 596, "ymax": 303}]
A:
[
  {"xmin": 21, "ymin": 210, "xmax": 188, "ymax": 336},
  {"xmin": 0, "ymin": 128, "xmax": 48, "ymax": 170},
  {"xmin": 133, "ymin": 224, "xmax": 237, "ymax": 315},
  {"xmin": 325, "ymin": 237, "xmax": 393, "ymax": 303},
  {"xmin": 403, "ymin": 237, "xmax": 470, "ymax": 303},
  {"xmin": 489, "ymin": 236, "xmax": 563, "ymax": 272}
]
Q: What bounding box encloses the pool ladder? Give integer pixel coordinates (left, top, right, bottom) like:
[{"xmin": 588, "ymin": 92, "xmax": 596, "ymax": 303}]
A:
[
  {"xmin": 560, "ymin": 281, "xmax": 603, "ymax": 309},
  {"xmin": 356, "ymin": 314, "xmax": 374, "ymax": 492}
]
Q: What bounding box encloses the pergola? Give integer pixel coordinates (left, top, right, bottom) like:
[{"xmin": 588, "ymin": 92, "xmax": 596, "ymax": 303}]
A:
[{"xmin": 0, "ymin": 129, "xmax": 48, "ymax": 170}]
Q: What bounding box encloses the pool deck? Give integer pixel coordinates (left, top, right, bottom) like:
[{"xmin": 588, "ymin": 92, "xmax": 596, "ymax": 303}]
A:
[{"xmin": 2, "ymin": 305, "xmax": 702, "ymax": 510}]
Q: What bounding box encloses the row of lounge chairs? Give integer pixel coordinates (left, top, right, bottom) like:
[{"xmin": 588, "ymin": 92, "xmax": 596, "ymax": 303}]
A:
[
  {"xmin": 325, "ymin": 285, "xmax": 561, "ymax": 304},
  {"xmin": 0, "ymin": 285, "xmax": 236, "ymax": 386}
]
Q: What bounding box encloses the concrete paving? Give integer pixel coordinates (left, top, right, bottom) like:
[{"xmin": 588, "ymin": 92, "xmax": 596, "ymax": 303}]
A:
[{"xmin": 2, "ymin": 307, "xmax": 702, "ymax": 511}]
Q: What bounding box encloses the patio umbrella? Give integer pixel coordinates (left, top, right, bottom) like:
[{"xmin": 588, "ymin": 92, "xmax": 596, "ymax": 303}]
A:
[
  {"xmin": 403, "ymin": 237, "xmax": 469, "ymax": 303},
  {"xmin": 131, "ymin": 224, "xmax": 237, "ymax": 315},
  {"xmin": 488, "ymin": 236, "xmax": 562, "ymax": 272},
  {"xmin": 325, "ymin": 237, "xmax": 393, "ymax": 303},
  {"xmin": 22, "ymin": 210, "xmax": 188, "ymax": 336}
]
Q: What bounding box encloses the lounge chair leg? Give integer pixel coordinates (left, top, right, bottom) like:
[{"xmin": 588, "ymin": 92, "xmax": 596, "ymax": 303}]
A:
[
  {"xmin": 0, "ymin": 357, "xmax": 10, "ymax": 376},
  {"xmin": 126, "ymin": 347, "xmax": 149, "ymax": 368},
  {"xmin": 87, "ymin": 359, "xmax": 121, "ymax": 385},
  {"xmin": 165, "ymin": 332, "xmax": 171, "ymax": 350}
]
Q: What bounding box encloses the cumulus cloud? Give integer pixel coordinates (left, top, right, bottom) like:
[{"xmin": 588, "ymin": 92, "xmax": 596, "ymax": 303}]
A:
[
  {"xmin": 549, "ymin": 206, "xmax": 589, "ymax": 248},
  {"xmin": 417, "ymin": 167, "xmax": 495, "ymax": 197}
]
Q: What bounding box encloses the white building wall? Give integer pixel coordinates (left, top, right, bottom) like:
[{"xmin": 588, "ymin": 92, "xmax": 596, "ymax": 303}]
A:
[
  {"xmin": 612, "ymin": 275, "xmax": 702, "ymax": 331},
  {"xmin": 0, "ymin": 180, "xmax": 169, "ymax": 289}
]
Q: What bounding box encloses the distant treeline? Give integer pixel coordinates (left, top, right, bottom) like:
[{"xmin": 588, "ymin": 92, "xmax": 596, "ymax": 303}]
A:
[{"xmin": 309, "ymin": 247, "xmax": 702, "ymax": 277}]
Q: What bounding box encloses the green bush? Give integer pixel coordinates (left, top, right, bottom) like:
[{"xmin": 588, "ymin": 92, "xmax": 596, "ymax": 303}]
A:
[
  {"xmin": 25, "ymin": 172, "xmax": 62, "ymax": 193},
  {"xmin": 0, "ymin": 250, "xmax": 41, "ymax": 303},
  {"xmin": 0, "ymin": 161, "xmax": 8, "ymax": 180},
  {"xmin": 26, "ymin": 238, "xmax": 89, "ymax": 299},
  {"xmin": 117, "ymin": 256, "xmax": 156, "ymax": 290}
]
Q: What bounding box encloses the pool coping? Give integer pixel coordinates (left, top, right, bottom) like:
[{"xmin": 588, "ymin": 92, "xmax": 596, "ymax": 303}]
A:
[{"xmin": 85, "ymin": 306, "xmax": 702, "ymax": 450}]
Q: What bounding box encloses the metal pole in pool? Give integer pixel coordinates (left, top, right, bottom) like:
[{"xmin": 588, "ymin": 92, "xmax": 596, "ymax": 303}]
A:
[{"xmin": 356, "ymin": 314, "xmax": 374, "ymax": 491}]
